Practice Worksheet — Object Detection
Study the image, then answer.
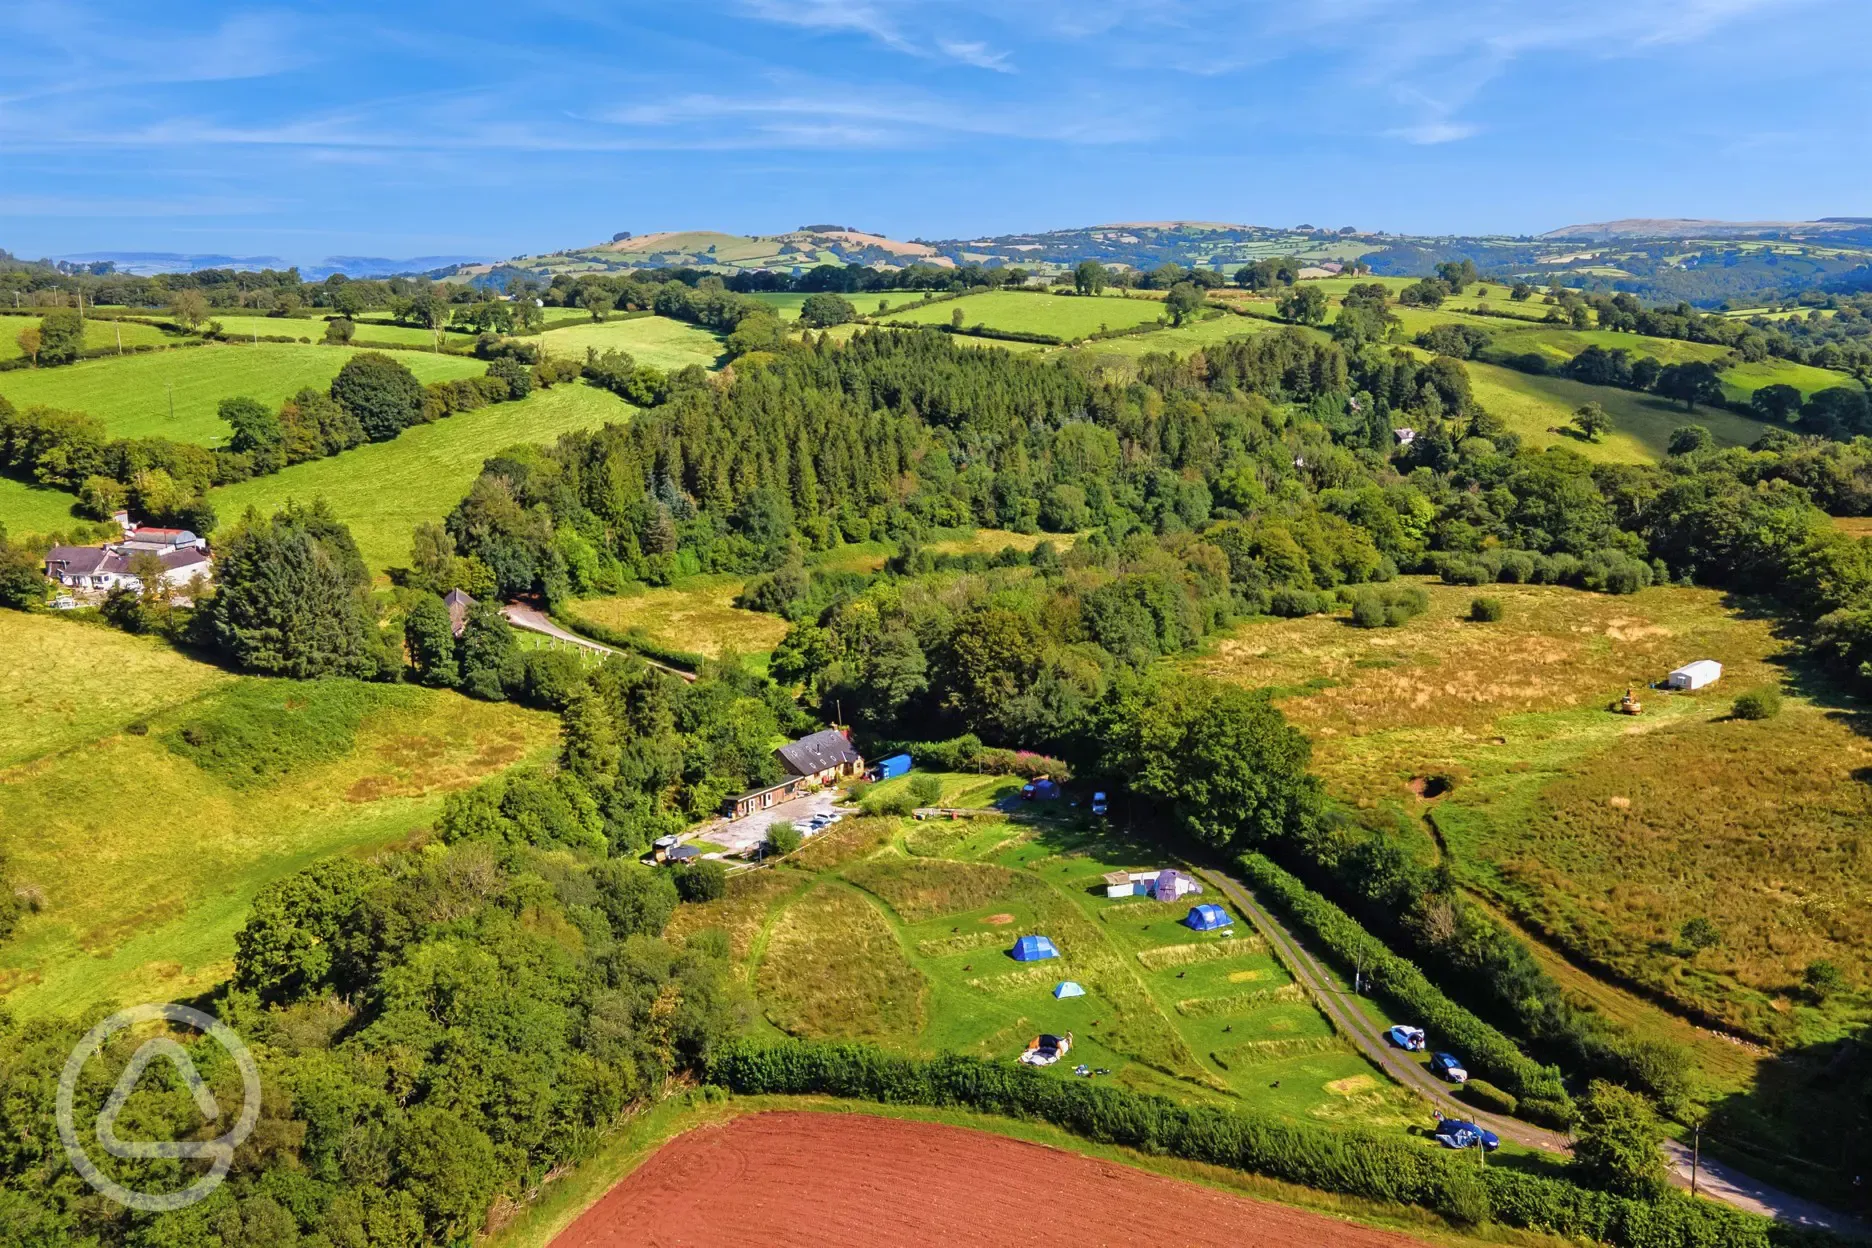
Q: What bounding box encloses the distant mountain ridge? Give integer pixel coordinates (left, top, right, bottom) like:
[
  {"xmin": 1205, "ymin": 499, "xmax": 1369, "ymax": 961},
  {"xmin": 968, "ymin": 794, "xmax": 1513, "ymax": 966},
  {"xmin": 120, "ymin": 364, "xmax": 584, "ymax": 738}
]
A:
[
  {"xmin": 48, "ymin": 251, "xmax": 489, "ymax": 279},
  {"xmin": 1539, "ymin": 218, "xmax": 1867, "ymax": 241}
]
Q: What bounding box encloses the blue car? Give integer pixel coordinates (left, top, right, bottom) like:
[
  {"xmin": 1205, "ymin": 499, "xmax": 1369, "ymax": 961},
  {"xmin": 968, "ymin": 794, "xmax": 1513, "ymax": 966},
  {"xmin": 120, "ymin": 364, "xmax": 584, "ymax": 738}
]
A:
[
  {"xmin": 1435, "ymin": 1119, "xmax": 1500, "ymax": 1151},
  {"xmin": 1430, "ymin": 1052, "xmax": 1469, "ymax": 1083}
]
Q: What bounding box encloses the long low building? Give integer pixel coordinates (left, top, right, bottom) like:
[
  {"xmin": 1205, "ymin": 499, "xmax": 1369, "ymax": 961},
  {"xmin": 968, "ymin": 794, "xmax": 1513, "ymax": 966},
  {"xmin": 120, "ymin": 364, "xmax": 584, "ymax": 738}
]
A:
[{"xmin": 45, "ymin": 542, "xmax": 212, "ymax": 594}]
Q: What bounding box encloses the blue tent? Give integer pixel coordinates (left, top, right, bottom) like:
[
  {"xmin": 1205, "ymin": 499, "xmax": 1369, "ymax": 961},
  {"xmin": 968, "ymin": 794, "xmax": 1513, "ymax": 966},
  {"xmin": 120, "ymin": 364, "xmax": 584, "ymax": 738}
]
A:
[
  {"xmin": 1185, "ymin": 904, "xmax": 1233, "ymax": 931},
  {"xmin": 1053, "ymin": 981, "xmax": 1085, "ymax": 998},
  {"xmin": 1010, "ymin": 934, "xmax": 1060, "ymax": 961}
]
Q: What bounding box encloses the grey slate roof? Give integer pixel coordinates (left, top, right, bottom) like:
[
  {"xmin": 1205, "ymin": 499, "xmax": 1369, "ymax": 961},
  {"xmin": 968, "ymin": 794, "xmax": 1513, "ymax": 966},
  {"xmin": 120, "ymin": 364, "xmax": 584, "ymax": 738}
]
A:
[{"xmin": 775, "ymin": 728, "xmax": 862, "ymax": 777}]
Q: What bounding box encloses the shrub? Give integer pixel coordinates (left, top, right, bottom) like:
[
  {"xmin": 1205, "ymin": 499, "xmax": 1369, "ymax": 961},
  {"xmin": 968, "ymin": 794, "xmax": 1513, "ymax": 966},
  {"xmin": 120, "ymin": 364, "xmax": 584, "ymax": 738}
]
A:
[
  {"xmin": 861, "ymin": 788, "xmax": 917, "ymax": 818},
  {"xmin": 907, "ymin": 773, "xmax": 943, "ymax": 806},
  {"xmin": 766, "ymin": 821, "xmax": 802, "ymax": 857},
  {"xmin": 1349, "ymin": 584, "xmax": 1428, "ymax": 628},
  {"xmin": 1470, "ymin": 596, "xmax": 1503, "ymax": 622},
  {"xmin": 1269, "ymin": 588, "xmax": 1327, "ymax": 617},
  {"xmin": 1459, "ymin": 1078, "xmax": 1517, "ymax": 1117},
  {"xmin": 1803, "ymin": 959, "xmax": 1845, "ymax": 1002},
  {"xmin": 675, "ymin": 859, "xmax": 728, "ymax": 903},
  {"xmin": 1731, "ymin": 686, "xmax": 1782, "ymax": 720},
  {"xmin": 486, "ymin": 354, "xmax": 533, "ymax": 400}
]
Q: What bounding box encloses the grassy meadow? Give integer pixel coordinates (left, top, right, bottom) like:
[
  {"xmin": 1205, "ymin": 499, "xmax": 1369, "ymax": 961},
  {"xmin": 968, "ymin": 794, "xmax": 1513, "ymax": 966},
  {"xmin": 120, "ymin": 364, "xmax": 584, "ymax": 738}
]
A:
[
  {"xmin": 209, "ymin": 380, "xmax": 631, "ymax": 575},
  {"xmin": 1464, "ymin": 361, "xmax": 1772, "ymax": 462},
  {"xmin": 0, "ymin": 473, "xmax": 83, "ymax": 536},
  {"xmin": 0, "ymin": 620, "xmax": 557, "ymax": 1015},
  {"xmin": 0, "ymin": 315, "xmax": 175, "ymax": 362},
  {"xmin": 890, "ymin": 290, "xmax": 1169, "ymax": 339},
  {"xmin": 672, "ymin": 785, "xmax": 1419, "ymax": 1127},
  {"xmin": 748, "ymin": 291, "xmax": 930, "ymax": 321},
  {"xmin": 565, "ymin": 575, "xmax": 789, "ymax": 662},
  {"xmin": 1185, "ymin": 579, "xmax": 1872, "ymax": 1047},
  {"xmin": 0, "ymin": 342, "xmax": 486, "ymax": 445},
  {"xmin": 534, "ymin": 315, "xmax": 726, "ymax": 371}
]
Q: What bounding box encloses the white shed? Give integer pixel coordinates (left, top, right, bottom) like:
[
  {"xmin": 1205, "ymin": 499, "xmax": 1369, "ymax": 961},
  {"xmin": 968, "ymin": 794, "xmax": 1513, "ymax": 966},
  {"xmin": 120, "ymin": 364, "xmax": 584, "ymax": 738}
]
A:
[{"xmin": 1667, "ymin": 660, "xmax": 1722, "ymax": 690}]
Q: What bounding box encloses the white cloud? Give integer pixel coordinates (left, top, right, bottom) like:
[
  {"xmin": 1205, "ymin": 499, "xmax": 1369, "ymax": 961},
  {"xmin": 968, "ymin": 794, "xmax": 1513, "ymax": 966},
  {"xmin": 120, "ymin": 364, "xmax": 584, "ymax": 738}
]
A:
[{"xmin": 741, "ymin": 0, "xmax": 1016, "ymax": 68}]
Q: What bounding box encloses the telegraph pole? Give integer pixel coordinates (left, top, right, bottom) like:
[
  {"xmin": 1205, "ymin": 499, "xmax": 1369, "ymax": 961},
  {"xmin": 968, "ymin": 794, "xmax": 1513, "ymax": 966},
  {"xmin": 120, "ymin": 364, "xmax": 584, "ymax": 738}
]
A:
[{"xmin": 1691, "ymin": 1121, "xmax": 1702, "ymax": 1197}]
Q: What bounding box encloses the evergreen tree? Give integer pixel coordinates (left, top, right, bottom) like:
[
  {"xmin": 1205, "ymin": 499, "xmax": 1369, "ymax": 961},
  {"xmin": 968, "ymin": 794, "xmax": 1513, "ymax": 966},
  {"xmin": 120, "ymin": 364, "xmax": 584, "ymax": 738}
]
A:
[
  {"xmin": 403, "ymin": 592, "xmax": 460, "ymax": 686},
  {"xmin": 202, "ymin": 501, "xmax": 383, "ymax": 677}
]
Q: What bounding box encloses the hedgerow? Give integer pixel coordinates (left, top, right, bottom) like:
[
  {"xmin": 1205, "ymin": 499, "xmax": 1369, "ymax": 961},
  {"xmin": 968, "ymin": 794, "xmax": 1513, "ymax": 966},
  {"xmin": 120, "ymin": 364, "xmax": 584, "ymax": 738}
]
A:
[{"xmin": 1237, "ymin": 852, "xmax": 1573, "ymax": 1125}]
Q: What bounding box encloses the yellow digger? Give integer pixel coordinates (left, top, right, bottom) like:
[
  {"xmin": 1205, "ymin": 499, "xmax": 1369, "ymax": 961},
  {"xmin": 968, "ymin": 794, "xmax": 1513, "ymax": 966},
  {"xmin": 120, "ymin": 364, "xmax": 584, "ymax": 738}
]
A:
[{"xmin": 1616, "ymin": 687, "xmax": 1643, "ymax": 716}]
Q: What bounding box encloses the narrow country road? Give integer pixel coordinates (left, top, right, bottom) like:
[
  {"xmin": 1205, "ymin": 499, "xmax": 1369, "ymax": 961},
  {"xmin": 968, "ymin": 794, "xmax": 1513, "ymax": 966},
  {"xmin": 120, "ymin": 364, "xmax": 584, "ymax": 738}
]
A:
[
  {"xmin": 501, "ymin": 602, "xmax": 697, "ymax": 682},
  {"xmin": 1195, "ymin": 867, "xmax": 1869, "ymax": 1236},
  {"xmin": 1193, "ymin": 867, "xmax": 1567, "ymax": 1154}
]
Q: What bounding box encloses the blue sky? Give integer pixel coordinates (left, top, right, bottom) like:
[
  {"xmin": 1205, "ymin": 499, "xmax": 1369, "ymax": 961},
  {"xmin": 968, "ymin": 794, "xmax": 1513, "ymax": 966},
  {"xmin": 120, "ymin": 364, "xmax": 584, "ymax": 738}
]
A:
[{"xmin": 1, "ymin": 0, "xmax": 1866, "ymax": 263}]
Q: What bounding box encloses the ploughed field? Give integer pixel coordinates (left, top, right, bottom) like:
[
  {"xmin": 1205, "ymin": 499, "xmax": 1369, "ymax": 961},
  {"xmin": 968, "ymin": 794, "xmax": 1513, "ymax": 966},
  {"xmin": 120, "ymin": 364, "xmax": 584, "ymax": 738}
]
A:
[{"xmin": 548, "ymin": 1111, "xmax": 1433, "ymax": 1248}]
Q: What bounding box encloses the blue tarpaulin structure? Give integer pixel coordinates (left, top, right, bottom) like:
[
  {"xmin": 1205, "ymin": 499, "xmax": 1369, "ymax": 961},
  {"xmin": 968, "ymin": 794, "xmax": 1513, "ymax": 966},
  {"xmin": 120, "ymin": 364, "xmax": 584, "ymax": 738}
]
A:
[
  {"xmin": 1053, "ymin": 981, "xmax": 1085, "ymax": 998},
  {"xmin": 1184, "ymin": 904, "xmax": 1233, "ymax": 931},
  {"xmin": 1010, "ymin": 935, "xmax": 1060, "ymax": 961},
  {"xmin": 872, "ymin": 753, "xmax": 912, "ymax": 781}
]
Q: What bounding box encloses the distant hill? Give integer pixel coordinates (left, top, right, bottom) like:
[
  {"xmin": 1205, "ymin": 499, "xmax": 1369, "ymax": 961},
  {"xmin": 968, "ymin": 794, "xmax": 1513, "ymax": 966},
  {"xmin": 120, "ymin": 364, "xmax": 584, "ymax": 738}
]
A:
[
  {"xmin": 1539, "ymin": 218, "xmax": 1865, "ymax": 241},
  {"xmin": 47, "ymin": 252, "xmax": 490, "ymax": 279}
]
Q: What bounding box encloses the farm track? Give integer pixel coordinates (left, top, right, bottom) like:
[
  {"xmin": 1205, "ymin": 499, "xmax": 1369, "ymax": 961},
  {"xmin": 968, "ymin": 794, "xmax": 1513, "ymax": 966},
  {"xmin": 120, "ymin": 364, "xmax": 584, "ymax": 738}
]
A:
[
  {"xmin": 1197, "ymin": 867, "xmax": 1869, "ymax": 1236},
  {"xmin": 500, "ymin": 602, "xmax": 696, "ymax": 682}
]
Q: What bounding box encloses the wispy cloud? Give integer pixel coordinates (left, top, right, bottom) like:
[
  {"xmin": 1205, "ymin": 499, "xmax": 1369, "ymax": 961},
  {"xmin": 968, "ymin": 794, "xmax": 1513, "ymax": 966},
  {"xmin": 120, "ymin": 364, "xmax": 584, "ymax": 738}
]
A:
[{"xmin": 741, "ymin": 0, "xmax": 1016, "ymax": 69}]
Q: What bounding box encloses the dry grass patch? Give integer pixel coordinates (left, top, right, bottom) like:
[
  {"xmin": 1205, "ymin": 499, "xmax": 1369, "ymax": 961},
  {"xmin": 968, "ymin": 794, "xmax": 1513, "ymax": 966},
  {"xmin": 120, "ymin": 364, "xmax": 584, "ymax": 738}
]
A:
[
  {"xmin": 844, "ymin": 858, "xmax": 1026, "ymax": 924},
  {"xmin": 756, "ymin": 884, "xmax": 926, "ymax": 1042},
  {"xmin": 567, "ymin": 577, "xmax": 788, "ymax": 660},
  {"xmin": 665, "ymin": 866, "xmax": 812, "ymax": 962},
  {"xmin": 1210, "ymin": 1036, "xmax": 1343, "ymax": 1070},
  {"xmin": 965, "ymin": 966, "xmax": 1058, "ymax": 996},
  {"xmin": 788, "ymin": 817, "xmax": 895, "ymax": 872},
  {"xmin": 1134, "ymin": 938, "xmax": 1268, "ymax": 971},
  {"xmin": 916, "ymin": 929, "xmax": 1010, "ymax": 958},
  {"xmin": 1176, "ymin": 984, "xmax": 1307, "ymax": 1017}
]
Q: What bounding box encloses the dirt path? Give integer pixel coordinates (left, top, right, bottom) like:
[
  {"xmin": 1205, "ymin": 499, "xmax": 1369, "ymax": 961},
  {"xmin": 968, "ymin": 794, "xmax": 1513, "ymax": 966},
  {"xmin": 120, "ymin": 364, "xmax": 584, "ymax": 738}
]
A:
[
  {"xmin": 549, "ymin": 1110, "xmax": 1439, "ymax": 1248},
  {"xmin": 1198, "ymin": 867, "xmax": 1870, "ymax": 1236},
  {"xmin": 500, "ymin": 601, "xmax": 696, "ymax": 682}
]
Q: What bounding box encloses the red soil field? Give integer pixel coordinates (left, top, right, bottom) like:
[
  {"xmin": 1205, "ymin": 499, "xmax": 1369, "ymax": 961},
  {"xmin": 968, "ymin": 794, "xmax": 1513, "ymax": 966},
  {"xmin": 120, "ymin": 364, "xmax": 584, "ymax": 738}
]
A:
[{"xmin": 550, "ymin": 1111, "xmax": 1434, "ymax": 1248}]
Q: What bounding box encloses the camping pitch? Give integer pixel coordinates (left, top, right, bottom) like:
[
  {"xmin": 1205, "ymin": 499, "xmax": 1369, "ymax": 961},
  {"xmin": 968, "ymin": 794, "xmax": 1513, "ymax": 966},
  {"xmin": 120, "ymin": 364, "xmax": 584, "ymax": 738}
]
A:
[
  {"xmin": 1184, "ymin": 904, "xmax": 1232, "ymax": 931},
  {"xmin": 1010, "ymin": 935, "xmax": 1060, "ymax": 961},
  {"xmin": 1053, "ymin": 981, "xmax": 1085, "ymax": 998}
]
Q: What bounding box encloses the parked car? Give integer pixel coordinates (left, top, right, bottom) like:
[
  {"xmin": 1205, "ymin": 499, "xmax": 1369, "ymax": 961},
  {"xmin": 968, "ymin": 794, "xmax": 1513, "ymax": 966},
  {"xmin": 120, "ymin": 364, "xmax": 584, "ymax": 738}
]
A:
[
  {"xmin": 1434, "ymin": 1119, "xmax": 1499, "ymax": 1151},
  {"xmin": 1430, "ymin": 1052, "xmax": 1469, "ymax": 1084},
  {"xmin": 50, "ymin": 595, "xmax": 77, "ymax": 610},
  {"xmin": 1091, "ymin": 791, "xmax": 1109, "ymax": 816},
  {"xmin": 1385, "ymin": 1025, "xmax": 1426, "ymax": 1052}
]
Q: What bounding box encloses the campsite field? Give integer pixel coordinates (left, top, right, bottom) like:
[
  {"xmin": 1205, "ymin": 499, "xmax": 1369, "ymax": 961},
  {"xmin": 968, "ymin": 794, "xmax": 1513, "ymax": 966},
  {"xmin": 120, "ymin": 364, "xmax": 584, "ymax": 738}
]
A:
[
  {"xmin": 890, "ymin": 290, "xmax": 1169, "ymax": 339},
  {"xmin": 208, "ymin": 379, "xmax": 631, "ymax": 575},
  {"xmin": 0, "ymin": 620, "xmax": 557, "ymax": 1015},
  {"xmin": 546, "ymin": 1111, "xmax": 1445, "ymax": 1248},
  {"xmin": 1184, "ymin": 578, "xmax": 1870, "ymax": 1049},
  {"xmin": 564, "ymin": 575, "xmax": 788, "ymax": 662},
  {"xmin": 672, "ymin": 776, "xmax": 1420, "ymax": 1128},
  {"xmin": 534, "ymin": 315, "xmax": 726, "ymax": 371},
  {"xmin": 0, "ymin": 341, "xmax": 485, "ymax": 445},
  {"xmin": 0, "ymin": 314, "xmax": 175, "ymax": 361}
]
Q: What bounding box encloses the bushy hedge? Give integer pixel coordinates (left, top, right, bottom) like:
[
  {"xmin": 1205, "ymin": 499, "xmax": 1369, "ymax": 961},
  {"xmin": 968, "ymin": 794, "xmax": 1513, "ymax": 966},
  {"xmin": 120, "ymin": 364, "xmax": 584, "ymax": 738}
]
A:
[
  {"xmin": 550, "ymin": 609, "xmax": 707, "ymax": 671},
  {"xmin": 709, "ymin": 1040, "xmax": 1833, "ymax": 1248},
  {"xmin": 1431, "ymin": 546, "xmax": 1658, "ymax": 595},
  {"xmin": 1238, "ymin": 852, "xmax": 1573, "ymax": 1125},
  {"xmin": 897, "ymin": 733, "xmax": 1071, "ymax": 780}
]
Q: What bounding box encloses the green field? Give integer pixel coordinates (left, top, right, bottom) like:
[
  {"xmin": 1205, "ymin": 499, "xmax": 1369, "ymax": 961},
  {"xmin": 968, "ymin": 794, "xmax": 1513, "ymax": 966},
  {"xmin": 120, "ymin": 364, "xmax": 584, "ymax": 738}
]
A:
[
  {"xmin": 890, "ymin": 290, "xmax": 1170, "ymax": 340},
  {"xmin": 0, "ymin": 342, "xmax": 486, "ymax": 445},
  {"xmin": 746, "ymin": 291, "xmax": 929, "ymax": 322},
  {"xmin": 1720, "ymin": 357, "xmax": 1851, "ymax": 401},
  {"xmin": 207, "ymin": 313, "xmax": 469, "ymax": 350},
  {"xmin": 535, "ymin": 315, "xmax": 727, "ymax": 371},
  {"xmin": 209, "ymin": 379, "xmax": 632, "ymax": 575},
  {"xmin": 0, "ymin": 315, "xmax": 175, "ymax": 362},
  {"xmin": 566, "ymin": 575, "xmax": 788, "ymax": 661},
  {"xmin": 0, "ymin": 473, "xmax": 82, "ymax": 536},
  {"xmin": 0, "ymin": 618, "xmax": 558, "ymax": 1015},
  {"xmin": 1066, "ymin": 311, "xmax": 1276, "ymax": 362},
  {"xmin": 671, "ymin": 782, "xmax": 1418, "ymax": 1126},
  {"xmin": 1465, "ymin": 361, "xmax": 1772, "ymax": 462}
]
